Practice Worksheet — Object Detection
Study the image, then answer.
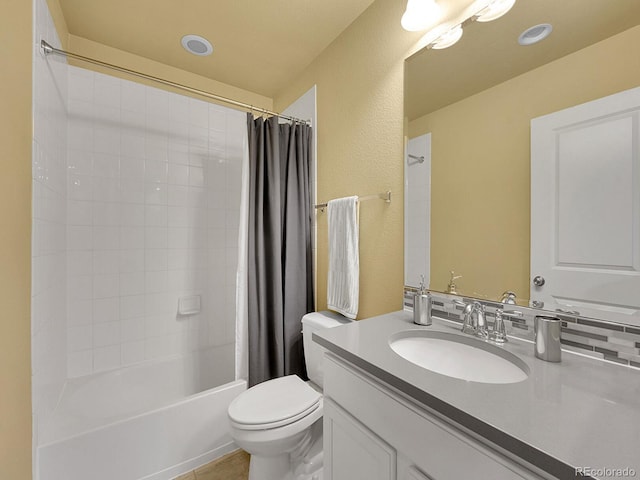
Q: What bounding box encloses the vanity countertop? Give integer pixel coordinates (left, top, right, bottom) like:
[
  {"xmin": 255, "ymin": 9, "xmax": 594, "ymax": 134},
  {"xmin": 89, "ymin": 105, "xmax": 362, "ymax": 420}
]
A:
[{"xmin": 314, "ymin": 310, "xmax": 640, "ymax": 480}]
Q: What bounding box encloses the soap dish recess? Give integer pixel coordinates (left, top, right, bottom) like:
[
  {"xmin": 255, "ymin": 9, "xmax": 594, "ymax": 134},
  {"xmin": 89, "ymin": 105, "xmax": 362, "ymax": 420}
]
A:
[{"xmin": 178, "ymin": 295, "xmax": 201, "ymax": 315}]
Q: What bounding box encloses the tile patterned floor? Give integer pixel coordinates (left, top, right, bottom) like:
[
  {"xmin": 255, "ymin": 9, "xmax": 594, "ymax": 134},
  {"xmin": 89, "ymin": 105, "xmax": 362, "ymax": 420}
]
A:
[{"xmin": 174, "ymin": 449, "xmax": 250, "ymax": 480}]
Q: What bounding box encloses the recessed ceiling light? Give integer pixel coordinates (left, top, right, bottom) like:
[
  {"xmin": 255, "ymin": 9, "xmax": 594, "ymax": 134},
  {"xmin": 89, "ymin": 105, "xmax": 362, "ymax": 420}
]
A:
[
  {"xmin": 181, "ymin": 34, "xmax": 213, "ymax": 56},
  {"xmin": 518, "ymin": 23, "xmax": 553, "ymax": 46}
]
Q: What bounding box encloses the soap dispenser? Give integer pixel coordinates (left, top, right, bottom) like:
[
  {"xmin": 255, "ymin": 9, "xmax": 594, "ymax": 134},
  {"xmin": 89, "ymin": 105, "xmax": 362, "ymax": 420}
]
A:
[
  {"xmin": 413, "ymin": 276, "xmax": 432, "ymax": 326},
  {"xmin": 447, "ymin": 271, "xmax": 462, "ymax": 295}
]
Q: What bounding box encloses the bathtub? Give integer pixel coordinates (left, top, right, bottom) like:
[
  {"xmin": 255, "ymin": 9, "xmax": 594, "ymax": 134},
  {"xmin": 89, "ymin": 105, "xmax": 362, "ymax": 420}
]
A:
[{"xmin": 37, "ymin": 348, "xmax": 246, "ymax": 480}]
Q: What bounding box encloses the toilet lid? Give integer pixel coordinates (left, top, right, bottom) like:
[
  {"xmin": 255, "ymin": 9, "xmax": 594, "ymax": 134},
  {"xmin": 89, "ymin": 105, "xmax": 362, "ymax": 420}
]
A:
[{"xmin": 229, "ymin": 375, "xmax": 321, "ymax": 429}]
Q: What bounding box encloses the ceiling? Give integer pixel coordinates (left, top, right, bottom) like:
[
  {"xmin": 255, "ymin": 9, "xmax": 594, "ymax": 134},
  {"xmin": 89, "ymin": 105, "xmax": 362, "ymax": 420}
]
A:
[
  {"xmin": 57, "ymin": 0, "xmax": 377, "ymax": 98},
  {"xmin": 57, "ymin": 0, "xmax": 640, "ymax": 108},
  {"xmin": 406, "ymin": 0, "xmax": 640, "ymax": 120}
]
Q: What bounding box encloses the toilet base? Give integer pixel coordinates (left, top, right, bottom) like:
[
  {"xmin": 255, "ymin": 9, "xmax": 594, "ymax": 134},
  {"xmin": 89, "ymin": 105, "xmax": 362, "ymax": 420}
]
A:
[
  {"xmin": 248, "ymin": 454, "xmax": 323, "ymax": 480},
  {"xmin": 247, "ymin": 422, "xmax": 323, "ymax": 480},
  {"xmin": 248, "ymin": 453, "xmax": 293, "ymax": 480}
]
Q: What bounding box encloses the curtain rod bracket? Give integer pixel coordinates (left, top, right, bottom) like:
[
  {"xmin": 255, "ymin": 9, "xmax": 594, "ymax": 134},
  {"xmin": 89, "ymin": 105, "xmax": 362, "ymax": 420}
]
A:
[
  {"xmin": 41, "ymin": 40, "xmax": 53, "ymax": 55},
  {"xmin": 407, "ymin": 154, "xmax": 425, "ymax": 164}
]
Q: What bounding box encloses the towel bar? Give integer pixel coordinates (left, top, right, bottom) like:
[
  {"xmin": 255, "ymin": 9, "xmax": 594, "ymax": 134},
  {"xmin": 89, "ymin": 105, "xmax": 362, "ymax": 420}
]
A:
[{"xmin": 314, "ymin": 191, "xmax": 391, "ymax": 212}]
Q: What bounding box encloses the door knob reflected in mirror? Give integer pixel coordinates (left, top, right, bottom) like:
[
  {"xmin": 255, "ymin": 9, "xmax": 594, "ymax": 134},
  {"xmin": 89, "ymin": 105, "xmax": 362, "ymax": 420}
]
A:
[{"xmin": 533, "ymin": 276, "xmax": 545, "ymax": 287}]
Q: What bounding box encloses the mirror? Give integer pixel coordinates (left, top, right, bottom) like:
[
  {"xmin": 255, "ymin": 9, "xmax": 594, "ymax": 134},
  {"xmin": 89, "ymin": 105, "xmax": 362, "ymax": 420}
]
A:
[{"xmin": 404, "ymin": 0, "xmax": 640, "ymax": 325}]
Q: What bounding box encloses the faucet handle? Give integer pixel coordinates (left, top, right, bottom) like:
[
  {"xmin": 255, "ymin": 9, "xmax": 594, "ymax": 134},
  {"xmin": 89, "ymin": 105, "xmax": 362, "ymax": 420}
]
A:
[
  {"xmin": 489, "ymin": 309, "xmax": 522, "ymax": 344},
  {"xmin": 500, "ymin": 291, "xmax": 517, "ymax": 304},
  {"xmin": 490, "ymin": 310, "xmax": 507, "ymax": 343}
]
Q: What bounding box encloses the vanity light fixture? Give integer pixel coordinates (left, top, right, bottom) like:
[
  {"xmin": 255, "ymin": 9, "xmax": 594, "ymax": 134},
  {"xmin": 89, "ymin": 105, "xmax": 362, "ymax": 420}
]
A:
[
  {"xmin": 410, "ymin": 0, "xmax": 518, "ymax": 50},
  {"xmin": 431, "ymin": 24, "xmax": 464, "ymax": 49},
  {"xmin": 475, "ymin": 0, "xmax": 516, "ymax": 22},
  {"xmin": 401, "ymin": 0, "xmax": 442, "ymax": 32},
  {"xmin": 181, "ymin": 34, "xmax": 213, "ymax": 56}
]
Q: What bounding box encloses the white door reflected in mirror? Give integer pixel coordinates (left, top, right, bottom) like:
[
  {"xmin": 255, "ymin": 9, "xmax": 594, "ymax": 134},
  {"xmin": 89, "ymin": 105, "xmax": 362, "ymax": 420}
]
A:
[
  {"xmin": 531, "ymin": 87, "xmax": 640, "ymax": 325},
  {"xmin": 405, "ymin": 133, "xmax": 431, "ymax": 288}
]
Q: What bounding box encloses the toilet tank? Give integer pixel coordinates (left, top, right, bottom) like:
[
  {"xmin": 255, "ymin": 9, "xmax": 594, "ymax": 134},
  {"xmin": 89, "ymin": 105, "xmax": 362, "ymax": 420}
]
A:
[{"xmin": 302, "ymin": 311, "xmax": 352, "ymax": 389}]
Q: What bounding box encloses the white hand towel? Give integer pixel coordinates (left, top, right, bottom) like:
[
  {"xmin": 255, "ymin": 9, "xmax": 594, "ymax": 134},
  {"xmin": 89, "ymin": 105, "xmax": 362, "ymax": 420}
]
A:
[{"xmin": 327, "ymin": 196, "xmax": 359, "ymax": 319}]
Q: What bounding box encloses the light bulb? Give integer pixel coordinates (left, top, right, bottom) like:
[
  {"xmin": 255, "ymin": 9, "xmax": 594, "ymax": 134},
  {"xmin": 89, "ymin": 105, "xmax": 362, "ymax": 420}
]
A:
[
  {"xmin": 401, "ymin": 0, "xmax": 442, "ymax": 32},
  {"xmin": 476, "ymin": 0, "xmax": 516, "ymax": 22},
  {"xmin": 431, "ymin": 24, "xmax": 463, "ymax": 49}
]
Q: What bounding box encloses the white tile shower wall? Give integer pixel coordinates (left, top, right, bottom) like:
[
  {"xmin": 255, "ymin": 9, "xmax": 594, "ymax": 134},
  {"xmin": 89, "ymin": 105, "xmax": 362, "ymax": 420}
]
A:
[
  {"xmin": 66, "ymin": 66, "xmax": 244, "ymax": 378},
  {"xmin": 32, "ymin": 0, "xmax": 68, "ymax": 452}
]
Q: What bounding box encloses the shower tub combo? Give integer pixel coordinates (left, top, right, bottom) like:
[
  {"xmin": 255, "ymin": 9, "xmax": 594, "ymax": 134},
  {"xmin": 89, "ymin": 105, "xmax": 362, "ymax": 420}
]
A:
[
  {"xmin": 38, "ymin": 350, "xmax": 246, "ymax": 480},
  {"xmin": 33, "ymin": 18, "xmax": 248, "ymax": 479}
]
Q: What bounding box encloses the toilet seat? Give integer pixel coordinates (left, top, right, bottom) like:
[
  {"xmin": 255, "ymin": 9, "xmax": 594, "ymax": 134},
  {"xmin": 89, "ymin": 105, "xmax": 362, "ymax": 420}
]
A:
[{"xmin": 229, "ymin": 375, "xmax": 322, "ymax": 431}]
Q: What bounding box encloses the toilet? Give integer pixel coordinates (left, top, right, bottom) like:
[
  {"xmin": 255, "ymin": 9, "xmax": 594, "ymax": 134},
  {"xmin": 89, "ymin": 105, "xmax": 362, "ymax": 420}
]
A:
[{"xmin": 228, "ymin": 311, "xmax": 351, "ymax": 480}]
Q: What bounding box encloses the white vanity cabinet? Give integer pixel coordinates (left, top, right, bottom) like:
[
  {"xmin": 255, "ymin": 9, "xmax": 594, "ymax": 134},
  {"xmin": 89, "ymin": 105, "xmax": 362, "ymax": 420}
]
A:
[
  {"xmin": 323, "ymin": 398, "xmax": 396, "ymax": 480},
  {"xmin": 322, "ymin": 353, "xmax": 546, "ymax": 480}
]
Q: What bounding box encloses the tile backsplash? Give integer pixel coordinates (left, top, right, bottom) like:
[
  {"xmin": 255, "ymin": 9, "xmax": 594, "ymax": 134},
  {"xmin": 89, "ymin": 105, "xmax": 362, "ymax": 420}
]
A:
[{"xmin": 404, "ymin": 287, "xmax": 640, "ymax": 369}]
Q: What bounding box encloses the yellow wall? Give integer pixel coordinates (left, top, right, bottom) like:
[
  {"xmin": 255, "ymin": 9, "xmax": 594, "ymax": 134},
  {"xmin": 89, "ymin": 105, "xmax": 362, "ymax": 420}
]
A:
[
  {"xmin": 0, "ymin": 1, "xmax": 33, "ymax": 477},
  {"xmin": 409, "ymin": 26, "xmax": 640, "ymax": 301},
  {"xmin": 68, "ymin": 35, "xmax": 273, "ymax": 112},
  {"xmin": 274, "ymin": 0, "xmax": 423, "ymax": 319}
]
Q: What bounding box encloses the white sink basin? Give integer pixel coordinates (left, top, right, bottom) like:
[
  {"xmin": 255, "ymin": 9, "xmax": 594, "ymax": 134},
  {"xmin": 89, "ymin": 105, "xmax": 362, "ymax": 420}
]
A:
[{"xmin": 389, "ymin": 330, "xmax": 529, "ymax": 384}]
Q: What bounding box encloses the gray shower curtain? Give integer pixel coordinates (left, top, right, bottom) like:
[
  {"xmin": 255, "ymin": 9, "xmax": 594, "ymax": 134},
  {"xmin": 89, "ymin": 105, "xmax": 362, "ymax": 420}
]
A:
[{"xmin": 246, "ymin": 114, "xmax": 314, "ymax": 387}]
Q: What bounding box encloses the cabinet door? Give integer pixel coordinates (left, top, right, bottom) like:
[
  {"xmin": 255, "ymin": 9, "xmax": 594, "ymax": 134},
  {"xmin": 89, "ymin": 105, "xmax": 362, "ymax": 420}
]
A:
[{"xmin": 323, "ymin": 398, "xmax": 396, "ymax": 480}]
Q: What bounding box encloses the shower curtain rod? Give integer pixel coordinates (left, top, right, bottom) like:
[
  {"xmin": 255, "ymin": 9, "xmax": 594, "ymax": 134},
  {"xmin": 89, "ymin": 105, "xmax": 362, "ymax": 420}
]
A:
[
  {"xmin": 40, "ymin": 40, "xmax": 310, "ymax": 125},
  {"xmin": 314, "ymin": 191, "xmax": 391, "ymax": 211}
]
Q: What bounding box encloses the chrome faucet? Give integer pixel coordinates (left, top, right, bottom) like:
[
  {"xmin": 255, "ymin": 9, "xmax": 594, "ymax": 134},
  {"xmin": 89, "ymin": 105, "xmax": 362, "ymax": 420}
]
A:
[
  {"xmin": 500, "ymin": 291, "xmax": 517, "ymax": 305},
  {"xmin": 454, "ymin": 299, "xmax": 523, "ymax": 344},
  {"xmin": 461, "ymin": 301, "xmax": 487, "ymax": 338}
]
